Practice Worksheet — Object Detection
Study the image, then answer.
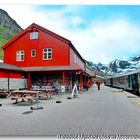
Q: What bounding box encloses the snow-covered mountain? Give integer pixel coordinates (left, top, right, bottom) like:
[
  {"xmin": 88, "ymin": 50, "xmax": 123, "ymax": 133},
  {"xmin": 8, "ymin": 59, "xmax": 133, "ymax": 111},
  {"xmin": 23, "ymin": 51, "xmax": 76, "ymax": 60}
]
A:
[
  {"xmin": 85, "ymin": 60, "xmax": 106, "ymax": 77},
  {"xmin": 105, "ymin": 59, "xmax": 139, "ymax": 74},
  {"xmin": 86, "ymin": 55, "xmax": 140, "ymax": 76}
]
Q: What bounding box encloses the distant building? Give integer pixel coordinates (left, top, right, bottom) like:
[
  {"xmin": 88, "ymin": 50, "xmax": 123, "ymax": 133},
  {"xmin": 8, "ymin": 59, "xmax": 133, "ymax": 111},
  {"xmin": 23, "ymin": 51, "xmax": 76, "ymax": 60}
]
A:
[{"xmin": 0, "ymin": 23, "xmax": 95, "ymax": 91}]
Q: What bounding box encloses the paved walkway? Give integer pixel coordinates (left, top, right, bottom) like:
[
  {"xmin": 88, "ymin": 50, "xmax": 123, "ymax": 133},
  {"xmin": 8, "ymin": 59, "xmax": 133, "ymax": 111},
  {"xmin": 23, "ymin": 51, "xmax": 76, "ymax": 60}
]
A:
[{"xmin": 1, "ymin": 85, "xmax": 140, "ymax": 136}]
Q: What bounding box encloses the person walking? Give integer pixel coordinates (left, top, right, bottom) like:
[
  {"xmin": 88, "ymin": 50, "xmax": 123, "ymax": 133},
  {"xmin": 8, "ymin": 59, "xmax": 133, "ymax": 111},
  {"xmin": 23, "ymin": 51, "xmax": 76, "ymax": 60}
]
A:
[
  {"xmin": 96, "ymin": 80, "xmax": 101, "ymax": 90},
  {"xmin": 83, "ymin": 81, "xmax": 90, "ymax": 91}
]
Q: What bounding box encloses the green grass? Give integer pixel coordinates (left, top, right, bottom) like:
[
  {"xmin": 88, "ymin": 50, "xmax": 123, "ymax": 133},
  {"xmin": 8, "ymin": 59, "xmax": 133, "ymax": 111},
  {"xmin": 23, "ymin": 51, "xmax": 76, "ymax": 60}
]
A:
[
  {"xmin": 0, "ymin": 37, "xmax": 9, "ymax": 60},
  {"xmin": 0, "ymin": 36, "xmax": 9, "ymax": 44},
  {"xmin": 0, "ymin": 26, "xmax": 13, "ymax": 59},
  {"xmin": 0, "ymin": 50, "xmax": 3, "ymax": 60}
]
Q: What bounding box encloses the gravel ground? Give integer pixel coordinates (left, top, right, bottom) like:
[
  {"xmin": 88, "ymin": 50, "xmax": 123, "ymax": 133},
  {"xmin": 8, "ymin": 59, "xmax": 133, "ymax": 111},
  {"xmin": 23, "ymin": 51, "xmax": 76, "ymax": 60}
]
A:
[{"xmin": 1, "ymin": 85, "xmax": 140, "ymax": 137}]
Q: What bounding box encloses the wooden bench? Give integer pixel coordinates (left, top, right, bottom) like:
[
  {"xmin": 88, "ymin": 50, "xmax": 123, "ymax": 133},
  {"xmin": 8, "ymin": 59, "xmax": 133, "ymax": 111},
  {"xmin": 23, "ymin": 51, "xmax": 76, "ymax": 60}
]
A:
[
  {"xmin": 39, "ymin": 91, "xmax": 52, "ymax": 100},
  {"xmin": 9, "ymin": 90, "xmax": 39, "ymax": 104},
  {"xmin": 10, "ymin": 96, "xmax": 36, "ymax": 104}
]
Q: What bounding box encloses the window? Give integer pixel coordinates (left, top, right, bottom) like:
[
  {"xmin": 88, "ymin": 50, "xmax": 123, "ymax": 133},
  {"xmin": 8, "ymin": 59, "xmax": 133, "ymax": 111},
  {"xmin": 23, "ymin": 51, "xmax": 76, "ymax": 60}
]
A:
[
  {"xmin": 16, "ymin": 50, "xmax": 24, "ymax": 61},
  {"xmin": 30, "ymin": 32, "xmax": 38, "ymax": 39},
  {"xmin": 31, "ymin": 49, "xmax": 36, "ymax": 57},
  {"xmin": 43, "ymin": 48, "xmax": 52, "ymax": 60}
]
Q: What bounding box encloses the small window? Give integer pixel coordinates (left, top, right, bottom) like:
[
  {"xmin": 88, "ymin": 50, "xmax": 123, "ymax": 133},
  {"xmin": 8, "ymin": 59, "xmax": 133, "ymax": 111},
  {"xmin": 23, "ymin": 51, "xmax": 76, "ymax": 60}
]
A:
[
  {"xmin": 43, "ymin": 48, "xmax": 52, "ymax": 60},
  {"xmin": 31, "ymin": 49, "xmax": 36, "ymax": 57},
  {"xmin": 16, "ymin": 50, "xmax": 24, "ymax": 61},
  {"xmin": 30, "ymin": 32, "xmax": 38, "ymax": 40}
]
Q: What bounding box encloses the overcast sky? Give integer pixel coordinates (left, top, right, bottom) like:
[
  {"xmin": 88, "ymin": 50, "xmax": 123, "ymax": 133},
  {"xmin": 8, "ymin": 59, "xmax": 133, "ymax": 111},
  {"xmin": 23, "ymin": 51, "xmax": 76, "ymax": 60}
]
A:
[{"xmin": 1, "ymin": 4, "xmax": 140, "ymax": 64}]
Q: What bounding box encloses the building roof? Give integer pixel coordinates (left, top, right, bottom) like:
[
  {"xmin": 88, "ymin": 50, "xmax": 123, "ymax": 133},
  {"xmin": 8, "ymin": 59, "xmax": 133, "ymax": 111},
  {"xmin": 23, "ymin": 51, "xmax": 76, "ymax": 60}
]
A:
[
  {"xmin": 21, "ymin": 66, "xmax": 82, "ymax": 72},
  {"xmin": 0, "ymin": 62, "xmax": 91, "ymax": 77},
  {"xmin": 0, "ymin": 62, "xmax": 84, "ymax": 73},
  {"xmin": 0, "ymin": 62, "xmax": 22, "ymax": 71},
  {"xmin": 2, "ymin": 23, "xmax": 70, "ymax": 50},
  {"xmin": 2, "ymin": 23, "xmax": 85, "ymax": 64}
]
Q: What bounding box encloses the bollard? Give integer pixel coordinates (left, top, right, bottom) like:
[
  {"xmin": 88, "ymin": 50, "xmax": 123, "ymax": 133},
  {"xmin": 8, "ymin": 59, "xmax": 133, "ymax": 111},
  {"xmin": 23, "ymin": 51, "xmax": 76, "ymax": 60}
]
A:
[
  {"xmin": 67, "ymin": 97, "xmax": 72, "ymax": 99},
  {"xmin": 31, "ymin": 95, "xmax": 43, "ymax": 110},
  {"xmin": 56, "ymin": 100, "xmax": 62, "ymax": 103},
  {"xmin": 31, "ymin": 106, "xmax": 43, "ymax": 110},
  {"xmin": 56, "ymin": 83, "xmax": 62, "ymax": 103}
]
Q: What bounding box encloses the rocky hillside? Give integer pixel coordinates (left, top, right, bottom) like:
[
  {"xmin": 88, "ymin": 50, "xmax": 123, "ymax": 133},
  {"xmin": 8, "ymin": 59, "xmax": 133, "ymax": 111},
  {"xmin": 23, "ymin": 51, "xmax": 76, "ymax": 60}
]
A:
[
  {"xmin": 0, "ymin": 9, "xmax": 22, "ymax": 59},
  {"xmin": 85, "ymin": 60, "xmax": 105, "ymax": 78}
]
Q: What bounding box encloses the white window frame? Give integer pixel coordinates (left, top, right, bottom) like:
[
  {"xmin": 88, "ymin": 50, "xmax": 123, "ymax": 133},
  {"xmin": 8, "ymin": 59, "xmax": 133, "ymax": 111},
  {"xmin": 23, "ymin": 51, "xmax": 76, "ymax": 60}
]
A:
[
  {"xmin": 16, "ymin": 50, "xmax": 24, "ymax": 61},
  {"xmin": 43, "ymin": 48, "xmax": 52, "ymax": 60},
  {"xmin": 30, "ymin": 32, "xmax": 38, "ymax": 40},
  {"xmin": 31, "ymin": 49, "xmax": 36, "ymax": 57}
]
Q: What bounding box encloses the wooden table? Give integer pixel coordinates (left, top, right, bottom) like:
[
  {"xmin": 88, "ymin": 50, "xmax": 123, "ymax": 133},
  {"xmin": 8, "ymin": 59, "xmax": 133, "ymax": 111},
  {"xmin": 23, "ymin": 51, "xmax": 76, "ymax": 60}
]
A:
[
  {"xmin": 9, "ymin": 90, "xmax": 40, "ymax": 104},
  {"xmin": 38, "ymin": 89, "xmax": 53, "ymax": 99},
  {"xmin": 31, "ymin": 86, "xmax": 55, "ymax": 99}
]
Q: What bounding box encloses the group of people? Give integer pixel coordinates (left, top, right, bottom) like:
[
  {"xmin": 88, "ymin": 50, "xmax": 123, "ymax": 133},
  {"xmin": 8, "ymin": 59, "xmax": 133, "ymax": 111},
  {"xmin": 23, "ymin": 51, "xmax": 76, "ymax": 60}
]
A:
[{"xmin": 69, "ymin": 79, "xmax": 102, "ymax": 92}]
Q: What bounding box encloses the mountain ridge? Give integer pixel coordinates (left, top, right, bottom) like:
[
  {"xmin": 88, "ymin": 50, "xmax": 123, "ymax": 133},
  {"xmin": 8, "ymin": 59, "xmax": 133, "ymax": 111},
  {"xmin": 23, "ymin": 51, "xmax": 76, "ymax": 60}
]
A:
[
  {"xmin": 87, "ymin": 55, "xmax": 140, "ymax": 76},
  {"xmin": 0, "ymin": 8, "xmax": 22, "ymax": 59}
]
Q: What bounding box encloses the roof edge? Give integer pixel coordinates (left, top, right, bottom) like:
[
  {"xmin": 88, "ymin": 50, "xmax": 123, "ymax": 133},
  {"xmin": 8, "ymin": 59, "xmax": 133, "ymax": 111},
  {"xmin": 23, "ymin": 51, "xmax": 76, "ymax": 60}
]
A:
[{"xmin": 2, "ymin": 23, "xmax": 71, "ymax": 50}]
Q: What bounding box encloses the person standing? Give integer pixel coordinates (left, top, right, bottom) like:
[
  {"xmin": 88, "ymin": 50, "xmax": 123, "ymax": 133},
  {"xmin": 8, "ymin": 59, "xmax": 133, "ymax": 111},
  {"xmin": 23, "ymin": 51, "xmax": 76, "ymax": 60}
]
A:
[
  {"xmin": 96, "ymin": 80, "xmax": 101, "ymax": 90},
  {"xmin": 83, "ymin": 81, "xmax": 90, "ymax": 91}
]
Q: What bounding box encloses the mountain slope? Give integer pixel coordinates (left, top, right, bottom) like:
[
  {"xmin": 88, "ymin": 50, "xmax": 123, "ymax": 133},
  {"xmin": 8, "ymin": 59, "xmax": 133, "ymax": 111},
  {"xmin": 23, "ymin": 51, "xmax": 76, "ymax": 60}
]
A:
[
  {"xmin": 0, "ymin": 9, "xmax": 22, "ymax": 59},
  {"xmin": 85, "ymin": 60, "xmax": 105, "ymax": 78},
  {"xmin": 89, "ymin": 55, "xmax": 140, "ymax": 76},
  {"xmin": 107, "ymin": 56, "xmax": 140, "ymax": 74}
]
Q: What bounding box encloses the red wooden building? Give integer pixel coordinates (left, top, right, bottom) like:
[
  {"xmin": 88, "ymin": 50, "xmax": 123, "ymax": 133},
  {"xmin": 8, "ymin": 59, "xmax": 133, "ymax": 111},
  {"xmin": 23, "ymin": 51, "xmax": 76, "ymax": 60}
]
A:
[{"xmin": 1, "ymin": 23, "xmax": 94, "ymax": 91}]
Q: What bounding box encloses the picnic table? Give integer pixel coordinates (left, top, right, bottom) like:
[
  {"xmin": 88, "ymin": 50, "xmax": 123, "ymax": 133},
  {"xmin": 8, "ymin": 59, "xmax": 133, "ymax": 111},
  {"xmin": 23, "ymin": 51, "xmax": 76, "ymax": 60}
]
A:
[
  {"xmin": 38, "ymin": 89, "xmax": 53, "ymax": 100},
  {"xmin": 0, "ymin": 89, "xmax": 11, "ymax": 98},
  {"xmin": 32, "ymin": 85, "xmax": 55, "ymax": 92},
  {"xmin": 0, "ymin": 90, "xmax": 8, "ymax": 95},
  {"xmin": 8, "ymin": 90, "xmax": 40, "ymax": 104},
  {"xmin": 31, "ymin": 86, "xmax": 55, "ymax": 99}
]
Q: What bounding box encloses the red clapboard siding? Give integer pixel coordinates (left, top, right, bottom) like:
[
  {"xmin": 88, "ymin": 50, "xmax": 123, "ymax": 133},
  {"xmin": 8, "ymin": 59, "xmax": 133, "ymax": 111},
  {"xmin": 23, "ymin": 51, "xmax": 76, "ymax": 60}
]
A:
[
  {"xmin": 0, "ymin": 71, "xmax": 8, "ymax": 78},
  {"xmin": 0, "ymin": 70, "xmax": 23, "ymax": 78},
  {"xmin": 70, "ymin": 48, "xmax": 85, "ymax": 71},
  {"xmin": 9, "ymin": 72, "xmax": 23, "ymax": 78},
  {"xmin": 3, "ymin": 24, "xmax": 70, "ymax": 67}
]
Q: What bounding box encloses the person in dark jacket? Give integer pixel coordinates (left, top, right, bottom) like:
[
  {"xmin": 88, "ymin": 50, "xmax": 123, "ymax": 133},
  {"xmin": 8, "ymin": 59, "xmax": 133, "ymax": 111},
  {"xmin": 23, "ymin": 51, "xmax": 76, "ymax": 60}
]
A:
[{"xmin": 96, "ymin": 80, "xmax": 101, "ymax": 90}]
